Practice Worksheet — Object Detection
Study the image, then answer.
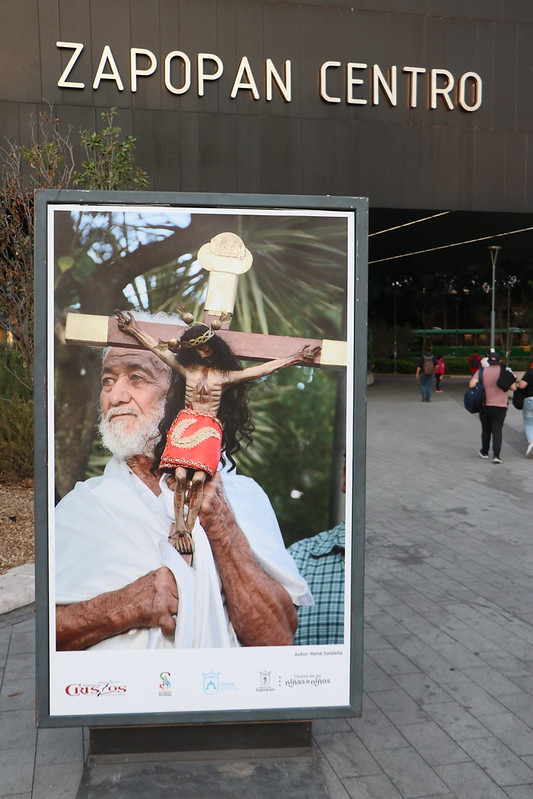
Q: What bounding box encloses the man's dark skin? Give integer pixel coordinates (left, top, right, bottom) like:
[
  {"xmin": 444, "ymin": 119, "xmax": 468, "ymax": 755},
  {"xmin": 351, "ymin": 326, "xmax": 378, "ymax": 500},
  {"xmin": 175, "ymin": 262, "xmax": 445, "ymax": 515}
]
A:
[{"xmin": 55, "ymin": 348, "xmax": 298, "ymax": 650}]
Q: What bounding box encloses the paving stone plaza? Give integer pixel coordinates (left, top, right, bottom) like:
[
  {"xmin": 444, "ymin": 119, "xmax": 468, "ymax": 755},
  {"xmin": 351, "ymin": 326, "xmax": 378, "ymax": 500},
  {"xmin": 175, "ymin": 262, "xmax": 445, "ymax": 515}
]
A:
[{"xmin": 1, "ymin": 374, "xmax": 533, "ymax": 798}]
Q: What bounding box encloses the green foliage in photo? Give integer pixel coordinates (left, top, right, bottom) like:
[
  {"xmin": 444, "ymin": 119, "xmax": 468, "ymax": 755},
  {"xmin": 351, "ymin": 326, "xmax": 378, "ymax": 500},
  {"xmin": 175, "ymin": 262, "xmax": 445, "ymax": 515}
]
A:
[{"xmin": 236, "ymin": 365, "xmax": 338, "ymax": 547}]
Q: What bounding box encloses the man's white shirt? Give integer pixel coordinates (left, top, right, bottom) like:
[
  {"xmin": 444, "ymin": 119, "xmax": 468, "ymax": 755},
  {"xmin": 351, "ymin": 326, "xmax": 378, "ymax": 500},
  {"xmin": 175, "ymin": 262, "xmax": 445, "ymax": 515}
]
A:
[{"xmin": 55, "ymin": 458, "xmax": 312, "ymax": 649}]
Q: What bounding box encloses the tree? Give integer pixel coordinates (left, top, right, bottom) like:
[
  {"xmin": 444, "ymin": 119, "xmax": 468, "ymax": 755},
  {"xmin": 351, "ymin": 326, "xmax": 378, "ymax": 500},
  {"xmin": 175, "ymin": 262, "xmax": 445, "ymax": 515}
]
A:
[
  {"xmin": 0, "ymin": 105, "xmax": 151, "ymax": 489},
  {"xmin": 0, "ymin": 106, "xmax": 149, "ymax": 389},
  {"xmin": 0, "ymin": 107, "xmax": 77, "ymax": 387},
  {"xmin": 0, "ymin": 168, "xmax": 34, "ymax": 387}
]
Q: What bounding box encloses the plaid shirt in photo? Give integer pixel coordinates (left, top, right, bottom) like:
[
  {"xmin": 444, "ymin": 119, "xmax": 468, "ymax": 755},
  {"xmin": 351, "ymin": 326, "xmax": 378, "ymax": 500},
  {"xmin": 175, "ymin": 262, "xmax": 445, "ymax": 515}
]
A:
[{"xmin": 289, "ymin": 522, "xmax": 345, "ymax": 646}]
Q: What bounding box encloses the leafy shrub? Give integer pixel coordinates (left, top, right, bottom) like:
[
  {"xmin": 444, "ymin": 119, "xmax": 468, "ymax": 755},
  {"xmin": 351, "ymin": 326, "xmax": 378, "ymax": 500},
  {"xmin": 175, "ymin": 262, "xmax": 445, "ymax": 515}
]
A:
[
  {"xmin": 372, "ymin": 358, "xmax": 415, "ymax": 374},
  {"xmin": 0, "ymin": 349, "xmax": 32, "ymax": 399},
  {"xmin": 438, "ymin": 358, "xmax": 470, "ymax": 375},
  {"xmin": 73, "ymin": 108, "xmax": 149, "ymax": 190},
  {"xmin": 372, "ymin": 356, "xmax": 532, "ymax": 375},
  {"xmin": 0, "ymin": 395, "xmax": 33, "ymax": 480}
]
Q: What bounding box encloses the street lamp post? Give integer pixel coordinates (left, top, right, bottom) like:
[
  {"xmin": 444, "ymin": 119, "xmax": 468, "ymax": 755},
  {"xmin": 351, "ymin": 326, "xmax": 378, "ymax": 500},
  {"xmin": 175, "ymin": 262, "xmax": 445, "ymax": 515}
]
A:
[
  {"xmin": 506, "ymin": 282, "xmax": 511, "ymax": 366},
  {"xmin": 393, "ymin": 284, "xmax": 397, "ymax": 375},
  {"xmin": 488, "ymin": 245, "xmax": 501, "ymax": 351},
  {"xmin": 505, "ymin": 276, "xmax": 517, "ymax": 365},
  {"xmin": 454, "ymin": 295, "xmax": 459, "ymax": 350}
]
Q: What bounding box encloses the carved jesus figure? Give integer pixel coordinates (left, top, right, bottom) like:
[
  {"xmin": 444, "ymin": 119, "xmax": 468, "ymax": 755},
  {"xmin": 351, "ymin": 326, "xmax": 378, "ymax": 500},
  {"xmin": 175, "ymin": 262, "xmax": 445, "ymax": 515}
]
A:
[{"xmin": 115, "ymin": 310, "xmax": 320, "ymax": 556}]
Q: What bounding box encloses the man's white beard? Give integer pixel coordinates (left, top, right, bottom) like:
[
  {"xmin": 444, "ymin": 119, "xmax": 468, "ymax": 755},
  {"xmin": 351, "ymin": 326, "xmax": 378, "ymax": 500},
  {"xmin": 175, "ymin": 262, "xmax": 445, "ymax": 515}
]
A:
[{"xmin": 98, "ymin": 400, "xmax": 165, "ymax": 461}]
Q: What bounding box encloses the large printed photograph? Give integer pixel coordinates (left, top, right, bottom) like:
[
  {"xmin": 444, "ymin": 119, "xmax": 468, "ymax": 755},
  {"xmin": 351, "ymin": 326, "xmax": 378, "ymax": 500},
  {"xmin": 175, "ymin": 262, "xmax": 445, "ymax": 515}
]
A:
[{"xmin": 40, "ymin": 195, "xmax": 359, "ymax": 723}]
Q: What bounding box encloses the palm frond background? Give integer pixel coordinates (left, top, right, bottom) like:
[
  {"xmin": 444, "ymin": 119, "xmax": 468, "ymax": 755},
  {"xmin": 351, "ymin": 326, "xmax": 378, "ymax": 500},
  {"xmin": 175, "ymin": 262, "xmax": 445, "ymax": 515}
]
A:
[{"xmin": 57, "ymin": 209, "xmax": 349, "ymax": 539}]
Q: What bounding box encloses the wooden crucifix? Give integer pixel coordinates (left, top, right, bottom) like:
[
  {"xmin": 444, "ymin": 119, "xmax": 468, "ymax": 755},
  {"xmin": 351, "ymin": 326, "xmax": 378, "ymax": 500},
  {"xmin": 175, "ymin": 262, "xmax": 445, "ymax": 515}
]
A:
[{"xmin": 65, "ymin": 231, "xmax": 347, "ymax": 556}]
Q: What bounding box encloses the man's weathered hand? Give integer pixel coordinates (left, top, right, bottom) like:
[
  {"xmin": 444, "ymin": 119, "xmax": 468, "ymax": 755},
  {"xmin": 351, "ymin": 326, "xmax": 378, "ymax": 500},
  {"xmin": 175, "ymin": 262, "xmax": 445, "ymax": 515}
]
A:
[
  {"xmin": 56, "ymin": 566, "xmax": 179, "ymax": 650},
  {"xmin": 124, "ymin": 567, "xmax": 179, "ymax": 637}
]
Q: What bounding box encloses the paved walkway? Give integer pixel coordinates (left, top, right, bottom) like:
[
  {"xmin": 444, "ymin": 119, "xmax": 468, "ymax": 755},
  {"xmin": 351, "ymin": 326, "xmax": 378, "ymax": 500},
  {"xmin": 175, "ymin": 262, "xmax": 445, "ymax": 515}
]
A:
[{"xmin": 2, "ymin": 374, "xmax": 533, "ymax": 798}]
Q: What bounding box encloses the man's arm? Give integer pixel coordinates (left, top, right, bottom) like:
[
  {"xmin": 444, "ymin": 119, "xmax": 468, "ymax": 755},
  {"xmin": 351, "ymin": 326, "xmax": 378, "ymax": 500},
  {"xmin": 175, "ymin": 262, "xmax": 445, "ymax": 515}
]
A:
[
  {"xmin": 56, "ymin": 567, "xmax": 178, "ymax": 651},
  {"xmin": 199, "ymin": 473, "xmax": 298, "ymax": 646}
]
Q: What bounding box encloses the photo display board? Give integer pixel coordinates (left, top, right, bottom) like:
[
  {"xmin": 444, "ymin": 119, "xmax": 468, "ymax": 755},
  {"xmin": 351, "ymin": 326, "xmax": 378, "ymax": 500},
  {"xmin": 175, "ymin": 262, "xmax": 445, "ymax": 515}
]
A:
[{"xmin": 34, "ymin": 191, "xmax": 368, "ymax": 727}]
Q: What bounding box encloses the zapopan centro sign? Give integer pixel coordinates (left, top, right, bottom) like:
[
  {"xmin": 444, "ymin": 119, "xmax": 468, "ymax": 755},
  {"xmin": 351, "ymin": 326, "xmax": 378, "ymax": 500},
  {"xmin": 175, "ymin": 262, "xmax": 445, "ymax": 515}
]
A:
[{"xmin": 57, "ymin": 42, "xmax": 482, "ymax": 112}]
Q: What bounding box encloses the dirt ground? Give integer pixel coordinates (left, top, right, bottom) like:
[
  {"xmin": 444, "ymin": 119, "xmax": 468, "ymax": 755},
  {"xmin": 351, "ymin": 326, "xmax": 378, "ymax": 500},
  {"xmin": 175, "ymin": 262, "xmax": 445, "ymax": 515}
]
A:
[{"xmin": 0, "ymin": 480, "xmax": 34, "ymax": 574}]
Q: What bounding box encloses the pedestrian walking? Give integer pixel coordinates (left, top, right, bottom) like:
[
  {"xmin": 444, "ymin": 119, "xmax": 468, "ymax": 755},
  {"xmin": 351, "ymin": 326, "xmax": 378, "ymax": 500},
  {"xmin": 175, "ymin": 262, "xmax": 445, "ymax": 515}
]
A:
[
  {"xmin": 468, "ymin": 350, "xmax": 482, "ymax": 374},
  {"xmin": 434, "ymin": 354, "xmax": 445, "ymax": 393},
  {"xmin": 515, "ymin": 359, "xmax": 533, "ymax": 458},
  {"xmin": 415, "ymin": 348, "xmax": 438, "ymax": 402},
  {"xmin": 470, "ymin": 351, "xmax": 517, "ymax": 463}
]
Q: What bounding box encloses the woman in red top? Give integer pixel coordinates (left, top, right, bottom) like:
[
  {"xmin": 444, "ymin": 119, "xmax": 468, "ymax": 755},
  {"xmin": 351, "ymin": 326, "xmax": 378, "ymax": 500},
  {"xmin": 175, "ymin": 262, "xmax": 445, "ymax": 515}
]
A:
[{"xmin": 434, "ymin": 355, "xmax": 445, "ymax": 393}]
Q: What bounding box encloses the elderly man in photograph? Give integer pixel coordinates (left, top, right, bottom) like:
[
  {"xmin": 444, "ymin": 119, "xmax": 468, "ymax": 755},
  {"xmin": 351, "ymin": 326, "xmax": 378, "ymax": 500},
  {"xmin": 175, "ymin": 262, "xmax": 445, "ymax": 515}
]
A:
[{"xmin": 55, "ymin": 345, "xmax": 312, "ymax": 651}]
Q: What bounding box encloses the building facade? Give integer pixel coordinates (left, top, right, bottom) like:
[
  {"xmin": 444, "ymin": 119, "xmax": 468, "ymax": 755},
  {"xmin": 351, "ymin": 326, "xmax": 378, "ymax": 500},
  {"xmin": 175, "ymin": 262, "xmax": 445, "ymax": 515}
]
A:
[{"xmin": 1, "ymin": 2, "xmax": 531, "ymax": 210}]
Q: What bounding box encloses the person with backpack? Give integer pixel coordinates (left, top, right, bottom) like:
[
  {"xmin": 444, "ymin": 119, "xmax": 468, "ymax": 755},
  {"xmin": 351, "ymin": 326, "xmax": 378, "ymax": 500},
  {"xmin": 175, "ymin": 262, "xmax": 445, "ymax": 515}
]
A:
[
  {"xmin": 415, "ymin": 348, "xmax": 438, "ymax": 402},
  {"xmin": 469, "ymin": 351, "xmax": 517, "ymax": 463}
]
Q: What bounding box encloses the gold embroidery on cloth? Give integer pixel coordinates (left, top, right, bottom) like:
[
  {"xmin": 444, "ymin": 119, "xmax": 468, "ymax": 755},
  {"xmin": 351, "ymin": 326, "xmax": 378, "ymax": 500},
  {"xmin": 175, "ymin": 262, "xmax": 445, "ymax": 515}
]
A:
[{"xmin": 170, "ymin": 417, "xmax": 222, "ymax": 449}]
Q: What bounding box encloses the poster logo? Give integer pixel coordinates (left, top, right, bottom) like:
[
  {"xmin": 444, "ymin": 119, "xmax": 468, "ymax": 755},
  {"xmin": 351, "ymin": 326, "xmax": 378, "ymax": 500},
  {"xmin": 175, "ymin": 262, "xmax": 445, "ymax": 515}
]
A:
[
  {"xmin": 202, "ymin": 671, "xmax": 220, "ymax": 695},
  {"xmin": 256, "ymin": 670, "xmax": 275, "ymax": 693},
  {"xmin": 158, "ymin": 671, "xmax": 172, "ymax": 697},
  {"xmin": 64, "ymin": 681, "xmax": 127, "ymax": 697},
  {"xmin": 284, "ymin": 673, "xmax": 331, "ymax": 688}
]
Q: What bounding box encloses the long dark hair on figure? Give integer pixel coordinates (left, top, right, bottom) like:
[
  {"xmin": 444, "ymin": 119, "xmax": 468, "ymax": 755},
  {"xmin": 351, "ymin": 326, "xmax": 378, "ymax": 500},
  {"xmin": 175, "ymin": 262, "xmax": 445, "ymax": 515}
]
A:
[{"xmin": 152, "ymin": 326, "xmax": 255, "ymax": 473}]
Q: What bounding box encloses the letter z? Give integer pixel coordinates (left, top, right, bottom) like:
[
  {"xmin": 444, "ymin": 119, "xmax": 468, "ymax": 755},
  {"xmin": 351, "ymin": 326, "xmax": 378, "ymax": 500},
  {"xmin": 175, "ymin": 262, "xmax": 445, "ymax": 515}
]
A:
[{"xmin": 57, "ymin": 42, "xmax": 85, "ymax": 89}]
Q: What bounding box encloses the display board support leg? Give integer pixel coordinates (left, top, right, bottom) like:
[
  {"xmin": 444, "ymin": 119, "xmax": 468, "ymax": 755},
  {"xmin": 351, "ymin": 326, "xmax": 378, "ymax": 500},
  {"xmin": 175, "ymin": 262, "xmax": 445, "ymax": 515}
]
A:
[
  {"xmin": 76, "ymin": 722, "xmax": 329, "ymax": 798},
  {"xmin": 88, "ymin": 720, "xmax": 313, "ymax": 760}
]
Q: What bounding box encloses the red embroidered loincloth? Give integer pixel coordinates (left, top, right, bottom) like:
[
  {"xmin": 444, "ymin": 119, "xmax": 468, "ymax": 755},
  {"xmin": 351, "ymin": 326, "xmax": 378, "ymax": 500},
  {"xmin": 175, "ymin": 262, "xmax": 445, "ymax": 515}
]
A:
[{"xmin": 159, "ymin": 408, "xmax": 223, "ymax": 476}]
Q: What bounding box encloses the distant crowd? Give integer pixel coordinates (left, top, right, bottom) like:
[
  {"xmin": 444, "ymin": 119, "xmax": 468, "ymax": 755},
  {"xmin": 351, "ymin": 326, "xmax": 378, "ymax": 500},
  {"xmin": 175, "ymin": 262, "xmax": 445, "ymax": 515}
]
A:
[{"xmin": 415, "ymin": 347, "xmax": 533, "ymax": 462}]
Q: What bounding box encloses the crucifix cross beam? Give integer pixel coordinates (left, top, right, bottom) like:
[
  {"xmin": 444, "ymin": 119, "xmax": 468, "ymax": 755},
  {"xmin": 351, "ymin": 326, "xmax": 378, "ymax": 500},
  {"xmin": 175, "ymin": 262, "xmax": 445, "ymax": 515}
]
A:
[
  {"xmin": 64, "ymin": 312, "xmax": 347, "ymax": 368},
  {"xmin": 64, "ymin": 230, "xmax": 347, "ymax": 367}
]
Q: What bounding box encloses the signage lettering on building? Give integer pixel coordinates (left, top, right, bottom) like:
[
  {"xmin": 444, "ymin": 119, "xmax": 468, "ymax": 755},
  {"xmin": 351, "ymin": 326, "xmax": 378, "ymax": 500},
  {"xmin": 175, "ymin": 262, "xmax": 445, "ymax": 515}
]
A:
[{"xmin": 56, "ymin": 41, "xmax": 482, "ymax": 112}]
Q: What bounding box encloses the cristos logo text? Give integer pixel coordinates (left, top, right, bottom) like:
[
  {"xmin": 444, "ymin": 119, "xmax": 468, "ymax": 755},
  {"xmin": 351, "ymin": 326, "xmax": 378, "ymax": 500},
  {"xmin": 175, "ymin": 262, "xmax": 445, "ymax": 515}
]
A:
[{"xmin": 64, "ymin": 681, "xmax": 127, "ymax": 697}]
